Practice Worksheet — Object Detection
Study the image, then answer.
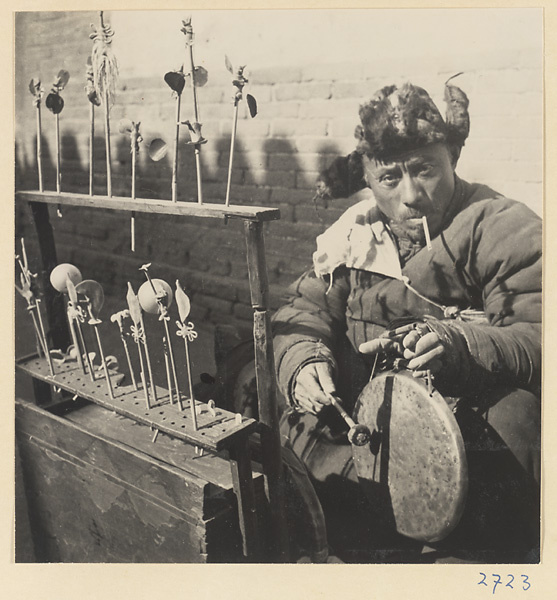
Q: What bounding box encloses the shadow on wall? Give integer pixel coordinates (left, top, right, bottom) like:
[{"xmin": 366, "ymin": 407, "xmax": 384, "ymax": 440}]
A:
[{"xmin": 15, "ymin": 124, "xmax": 349, "ymax": 329}]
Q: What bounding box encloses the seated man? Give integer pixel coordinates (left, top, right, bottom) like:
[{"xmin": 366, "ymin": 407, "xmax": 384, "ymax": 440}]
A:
[{"xmin": 272, "ymin": 81, "xmax": 541, "ymax": 563}]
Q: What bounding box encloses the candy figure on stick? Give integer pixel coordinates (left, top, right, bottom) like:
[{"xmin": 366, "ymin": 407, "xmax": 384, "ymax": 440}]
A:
[
  {"xmin": 175, "ymin": 280, "xmax": 198, "ymax": 430},
  {"xmin": 138, "ymin": 264, "xmax": 181, "ymax": 409},
  {"xmin": 119, "ymin": 119, "xmax": 143, "ymax": 251},
  {"xmin": 50, "ymin": 263, "xmax": 95, "ymax": 378},
  {"xmin": 162, "ymin": 65, "xmax": 185, "ymax": 203},
  {"xmin": 75, "ymin": 279, "xmax": 114, "ymax": 400},
  {"xmin": 224, "ymin": 57, "xmax": 257, "ymax": 207},
  {"xmin": 85, "ymin": 56, "xmax": 101, "ymax": 196},
  {"xmin": 15, "ymin": 239, "xmax": 54, "ymax": 376},
  {"xmin": 110, "ymin": 309, "xmax": 138, "ymax": 391},
  {"xmin": 181, "ymin": 17, "xmax": 208, "ymax": 204},
  {"xmin": 46, "ymin": 69, "xmax": 70, "ymax": 216},
  {"xmin": 126, "ymin": 283, "xmax": 153, "ymax": 409},
  {"xmin": 28, "ymin": 78, "xmax": 44, "ymax": 191},
  {"xmin": 15, "ymin": 273, "xmax": 46, "ymax": 363},
  {"xmin": 90, "ymin": 10, "xmax": 119, "ymax": 198},
  {"xmin": 151, "ymin": 19, "xmax": 209, "ymax": 204},
  {"xmin": 66, "ymin": 276, "xmax": 94, "ymax": 379}
]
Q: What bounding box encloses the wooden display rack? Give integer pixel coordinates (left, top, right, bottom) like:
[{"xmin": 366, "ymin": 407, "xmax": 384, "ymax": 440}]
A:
[{"xmin": 15, "ymin": 190, "xmax": 289, "ymax": 562}]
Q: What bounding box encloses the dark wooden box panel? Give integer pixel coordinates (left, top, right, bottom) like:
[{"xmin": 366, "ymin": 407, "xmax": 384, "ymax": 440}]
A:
[{"xmin": 15, "ymin": 398, "xmax": 257, "ymax": 563}]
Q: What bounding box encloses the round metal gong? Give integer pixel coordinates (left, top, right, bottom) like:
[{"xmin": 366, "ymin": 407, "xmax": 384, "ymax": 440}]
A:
[{"xmin": 352, "ymin": 371, "xmax": 468, "ymax": 543}]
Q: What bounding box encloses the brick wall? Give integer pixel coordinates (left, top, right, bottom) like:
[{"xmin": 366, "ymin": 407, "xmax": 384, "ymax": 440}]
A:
[{"xmin": 15, "ymin": 11, "xmax": 543, "ymax": 330}]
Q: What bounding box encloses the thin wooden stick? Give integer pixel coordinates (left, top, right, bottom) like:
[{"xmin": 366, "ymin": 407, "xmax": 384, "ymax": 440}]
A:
[
  {"xmin": 30, "ymin": 308, "xmax": 46, "ymax": 358},
  {"xmin": 137, "ymin": 344, "xmax": 150, "ymax": 409},
  {"xmin": 27, "ymin": 306, "xmax": 46, "ymax": 356},
  {"xmin": 163, "ymin": 336, "xmax": 174, "ymax": 404},
  {"xmin": 131, "ymin": 145, "xmax": 136, "ymax": 196},
  {"xmin": 89, "ymin": 103, "xmax": 94, "ymax": 195},
  {"xmin": 163, "ymin": 319, "xmax": 181, "ymax": 408},
  {"xmin": 87, "ymin": 305, "xmax": 114, "ymax": 400},
  {"xmin": 55, "ymin": 113, "xmax": 61, "ymax": 193},
  {"xmin": 33, "ymin": 301, "xmax": 55, "ymax": 376},
  {"xmin": 183, "ymin": 336, "xmax": 197, "ymax": 429},
  {"xmin": 130, "ymin": 214, "xmax": 135, "ymax": 252},
  {"xmin": 172, "ymin": 93, "xmax": 182, "ymax": 203},
  {"xmin": 186, "ymin": 23, "xmax": 203, "ymax": 205},
  {"xmin": 188, "ymin": 43, "xmax": 200, "ymax": 124},
  {"xmin": 131, "ymin": 134, "xmax": 136, "ymax": 251},
  {"xmin": 98, "ymin": 11, "xmax": 113, "ymax": 198},
  {"xmin": 122, "ymin": 336, "xmax": 138, "ymax": 391},
  {"xmin": 224, "ymin": 62, "xmax": 252, "ymax": 207},
  {"xmin": 93, "ymin": 324, "xmax": 114, "ymax": 399},
  {"xmin": 225, "ymin": 101, "xmax": 239, "ymax": 207},
  {"xmin": 140, "ymin": 314, "xmax": 157, "ymax": 402},
  {"xmin": 76, "ymin": 319, "xmax": 95, "ymax": 381},
  {"xmin": 194, "ymin": 147, "xmax": 203, "ymax": 205},
  {"xmin": 103, "ymin": 87, "xmax": 112, "ymax": 197},
  {"xmin": 36, "ymin": 103, "xmax": 43, "ymax": 192},
  {"xmin": 54, "ymin": 112, "xmax": 63, "ymax": 217}
]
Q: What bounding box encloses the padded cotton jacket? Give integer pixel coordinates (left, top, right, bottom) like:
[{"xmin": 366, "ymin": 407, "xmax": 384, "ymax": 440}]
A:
[{"xmin": 272, "ymin": 177, "xmax": 542, "ymax": 405}]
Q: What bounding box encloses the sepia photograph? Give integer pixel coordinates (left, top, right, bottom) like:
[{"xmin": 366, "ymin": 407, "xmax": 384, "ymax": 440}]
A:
[{"xmin": 13, "ymin": 6, "xmax": 543, "ymax": 573}]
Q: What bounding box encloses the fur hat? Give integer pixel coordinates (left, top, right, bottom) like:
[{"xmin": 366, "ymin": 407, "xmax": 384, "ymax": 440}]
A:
[
  {"xmin": 356, "ymin": 80, "xmax": 469, "ymax": 160},
  {"xmin": 316, "ymin": 78, "xmax": 470, "ymax": 199}
]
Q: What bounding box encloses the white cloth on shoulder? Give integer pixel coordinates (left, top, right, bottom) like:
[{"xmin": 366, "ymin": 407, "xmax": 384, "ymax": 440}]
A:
[{"xmin": 312, "ymin": 188, "xmax": 403, "ymax": 281}]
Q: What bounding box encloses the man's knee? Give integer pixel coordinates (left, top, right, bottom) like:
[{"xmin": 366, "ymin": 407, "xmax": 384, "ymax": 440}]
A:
[{"xmin": 458, "ymin": 386, "xmax": 541, "ymax": 484}]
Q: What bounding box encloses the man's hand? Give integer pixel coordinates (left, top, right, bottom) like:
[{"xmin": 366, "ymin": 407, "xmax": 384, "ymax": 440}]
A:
[
  {"xmin": 359, "ymin": 324, "xmax": 445, "ymax": 377},
  {"xmin": 293, "ymin": 362, "xmax": 336, "ymax": 415}
]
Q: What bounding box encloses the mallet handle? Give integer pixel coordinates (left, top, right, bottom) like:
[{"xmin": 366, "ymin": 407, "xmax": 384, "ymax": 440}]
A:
[{"xmin": 327, "ymin": 393, "xmax": 357, "ymax": 429}]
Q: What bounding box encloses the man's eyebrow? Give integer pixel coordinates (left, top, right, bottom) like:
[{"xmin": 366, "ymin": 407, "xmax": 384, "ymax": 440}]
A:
[
  {"xmin": 405, "ymin": 155, "xmax": 433, "ymax": 166},
  {"xmin": 373, "ymin": 162, "xmax": 400, "ymax": 172}
]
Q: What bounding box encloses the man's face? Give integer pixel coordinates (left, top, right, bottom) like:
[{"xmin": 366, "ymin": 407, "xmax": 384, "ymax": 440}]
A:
[{"xmin": 361, "ymin": 143, "xmax": 456, "ymax": 244}]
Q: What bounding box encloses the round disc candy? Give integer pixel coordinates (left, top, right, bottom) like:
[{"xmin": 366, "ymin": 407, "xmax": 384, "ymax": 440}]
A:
[
  {"xmin": 50, "ymin": 263, "xmax": 83, "ymax": 293},
  {"xmin": 75, "ymin": 280, "xmax": 105, "ymax": 318},
  {"xmin": 148, "ymin": 138, "xmax": 168, "ymax": 162},
  {"xmin": 138, "ymin": 279, "xmax": 173, "ymax": 315}
]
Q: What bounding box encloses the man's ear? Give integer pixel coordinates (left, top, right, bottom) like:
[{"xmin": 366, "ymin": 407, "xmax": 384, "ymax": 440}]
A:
[{"xmin": 448, "ymin": 144, "xmax": 461, "ymax": 168}]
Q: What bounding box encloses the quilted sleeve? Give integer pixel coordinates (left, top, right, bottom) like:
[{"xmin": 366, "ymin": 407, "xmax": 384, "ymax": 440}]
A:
[
  {"xmin": 430, "ymin": 200, "xmax": 542, "ymax": 396},
  {"xmin": 272, "ymin": 267, "xmax": 350, "ymax": 404}
]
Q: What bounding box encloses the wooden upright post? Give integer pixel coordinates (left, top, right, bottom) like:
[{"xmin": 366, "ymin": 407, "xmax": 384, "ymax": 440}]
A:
[
  {"xmin": 29, "ymin": 202, "xmax": 70, "ymax": 351},
  {"xmin": 244, "ymin": 220, "xmax": 289, "ymax": 562}
]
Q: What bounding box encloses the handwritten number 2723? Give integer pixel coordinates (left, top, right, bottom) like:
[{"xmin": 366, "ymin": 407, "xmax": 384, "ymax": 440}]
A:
[{"xmin": 478, "ymin": 573, "xmax": 530, "ymax": 593}]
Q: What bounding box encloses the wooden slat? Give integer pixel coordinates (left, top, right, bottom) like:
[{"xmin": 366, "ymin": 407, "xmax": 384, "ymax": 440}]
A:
[
  {"xmin": 244, "ymin": 221, "xmax": 290, "ymax": 561},
  {"xmin": 229, "ymin": 436, "xmax": 260, "ymax": 558},
  {"xmin": 17, "ymin": 191, "xmax": 281, "ymax": 222}
]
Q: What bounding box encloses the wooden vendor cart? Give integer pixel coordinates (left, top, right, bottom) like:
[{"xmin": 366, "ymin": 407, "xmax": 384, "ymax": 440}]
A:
[{"xmin": 15, "ymin": 190, "xmax": 289, "ymax": 563}]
